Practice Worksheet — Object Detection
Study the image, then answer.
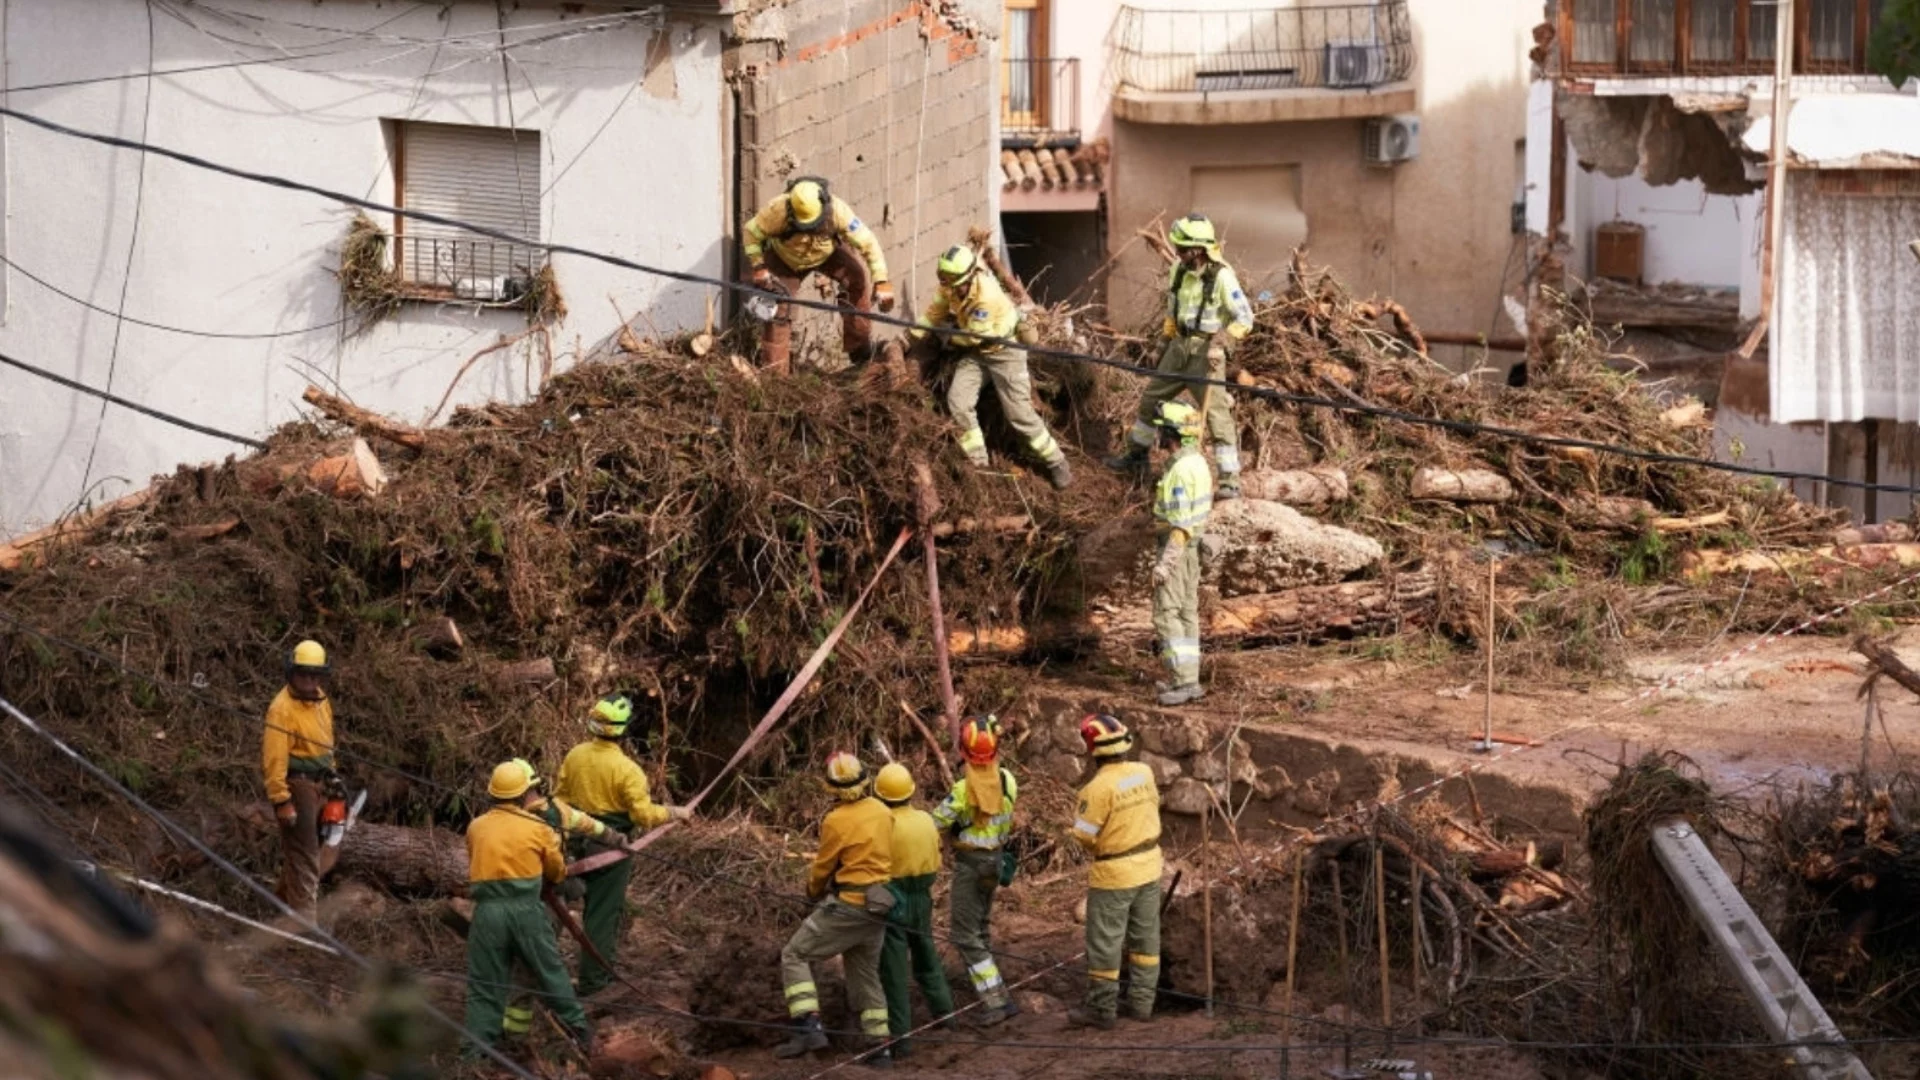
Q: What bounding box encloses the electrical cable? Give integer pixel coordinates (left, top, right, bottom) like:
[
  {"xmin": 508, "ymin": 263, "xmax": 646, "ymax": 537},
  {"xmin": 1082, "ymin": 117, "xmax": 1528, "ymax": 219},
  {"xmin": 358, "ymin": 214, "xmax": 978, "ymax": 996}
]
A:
[
  {"xmin": 0, "ymin": 350, "xmax": 266, "ymax": 448},
  {"xmin": 0, "ymin": 252, "xmax": 352, "ymax": 339},
  {"xmin": 3, "ymin": 98, "xmax": 1911, "ymax": 497},
  {"xmin": 77, "ymin": 0, "xmax": 159, "ymax": 505},
  {"xmin": 0, "ymin": 691, "xmax": 548, "ymax": 1080}
]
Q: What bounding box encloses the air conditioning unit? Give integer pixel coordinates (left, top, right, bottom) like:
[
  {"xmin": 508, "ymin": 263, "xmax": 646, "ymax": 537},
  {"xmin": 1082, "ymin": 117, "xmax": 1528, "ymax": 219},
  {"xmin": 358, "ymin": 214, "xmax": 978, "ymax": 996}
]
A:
[
  {"xmin": 1325, "ymin": 43, "xmax": 1385, "ymax": 89},
  {"xmin": 1363, "ymin": 114, "xmax": 1420, "ymax": 166}
]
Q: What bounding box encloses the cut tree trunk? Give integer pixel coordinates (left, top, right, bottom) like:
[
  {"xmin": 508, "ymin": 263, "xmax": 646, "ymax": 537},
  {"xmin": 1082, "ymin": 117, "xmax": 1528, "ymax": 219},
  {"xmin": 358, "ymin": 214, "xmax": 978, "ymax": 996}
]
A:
[
  {"xmin": 1238, "ymin": 468, "xmax": 1349, "ymax": 507},
  {"xmin": 492, "ymin": 657, "xmax": 557, "ymax": 684},
  {"xmin": 1092, "ymin": 569, "xmax": 1439, "ymax": 649},
  {"xmin": 1855, "ymin": 636, "xmax": 1920, "ymax": 700},
  {"xmin": 931, "ymin": 515, "xmax": 1031, "ymax": 539},
  {"xmin": 1410, "ymin": 468, "xmax": 1513, "ymax": 503},
  {"xmin": 306, "ymin": 438, "xmax": 387, "ymax": 500},
  {"xmin": 0, "ymin": 489, "xmax": 154, "ymax": 571},
  {"xmin": 301, "ymin": 386, "xmax": 428, "ymax": 451},
  {"xmin": 332, "ymin": 821, "xmax": 469, "ymax": 896},
  {"xmin": 408, "ymin": 616, "xmax": 465, "ymax": 658}
]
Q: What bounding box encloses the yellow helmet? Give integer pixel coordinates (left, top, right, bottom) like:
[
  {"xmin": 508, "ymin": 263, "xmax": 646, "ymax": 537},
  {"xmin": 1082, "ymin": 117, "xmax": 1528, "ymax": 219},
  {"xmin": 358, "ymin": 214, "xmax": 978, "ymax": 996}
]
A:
[
  {"xmin": 874, "ymin": 762, "xmax": 915, "ymax": 804},
  {"xmin": 488, "ymin": 758, "xmax": 538, "ymax": 801},
  {"xmin": 1169, "ymin": 214, "xmax": 1218, "ymax": 250},
  {"xmin": 823, "ymin": 751, "xmax": 871, "ymax": 801},
  {"xmin": 936, "ymin": 244, "xmax": 979, "ymax": 285},
  {"xmin": 289, "ymin": 639, "xmax": 329, "ymax": 674},
  {"xmin": 1152, "ymin": 400, "xmax": 1203, "ymax": 444},
  {"xmin": 589, "ymin": 694, "xmax": 633, "ymax": 738},
  {"xmin": 788, "ymin": 178, "xmax": 828, "ymax": 230}
]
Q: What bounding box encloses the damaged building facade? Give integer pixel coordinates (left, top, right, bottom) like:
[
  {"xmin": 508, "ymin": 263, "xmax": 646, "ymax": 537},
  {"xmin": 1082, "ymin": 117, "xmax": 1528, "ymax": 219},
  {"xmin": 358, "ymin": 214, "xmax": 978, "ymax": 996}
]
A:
[
  {"xmin": 994, "ymin": 0, "xmax": 1542, "ymax": 366},
  {"xmin": 1527, "ymin": 0, "xmax": 1920, "ymax": 520},
  {"xmin": 0, "ymin": 0, "xmax": 999, "ymax": 538}
]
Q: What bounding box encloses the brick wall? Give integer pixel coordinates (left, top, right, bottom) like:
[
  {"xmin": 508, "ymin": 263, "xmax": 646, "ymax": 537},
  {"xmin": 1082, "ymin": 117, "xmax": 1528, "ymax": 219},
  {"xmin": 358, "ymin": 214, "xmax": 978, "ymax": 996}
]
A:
[{"xmin": 734, "ymin": 0, "xmax": 995, "ymax": 352}]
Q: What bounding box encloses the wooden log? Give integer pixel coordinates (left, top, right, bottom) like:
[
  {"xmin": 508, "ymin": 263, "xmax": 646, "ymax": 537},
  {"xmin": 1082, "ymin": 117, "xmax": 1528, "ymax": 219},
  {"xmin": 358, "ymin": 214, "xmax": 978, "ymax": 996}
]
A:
[
  {"xmin": 1588, "ymin": 496, "xmax": 1656, "ymax": 530},
  {"xmin": 306, "ymin": 438, "xmax": 387, "ymax": 499},
  {"xmin": 1207, "ymin": 573, "xmax": 1438, "ymax": 642},
  {"xmin": 947, "ymin": 624, "xmax": 1028, "ymax": 656},
  {"xmin": 168, "ymin": 518, "xmax": 240, "ymax": 543},
  {"xmin": 931, "ymin": 514, "xmax": 1031, "ymax": 539},
  {"xmin": 301, "ymin": 385, "xmax": 427, "ymax": 451},
  {"xmin": 966, "ymin": 226, "xmax": 1036, "ymax": 309},
  {"xmin": 1238, "ymin": 467, "xmax": 1349, "ymax": 507},
  {"xmin": 1682, "ymin": 543, "xmax": 1920, "ymax": 578},
  {"xmin": 0, "ymin": 489, "xmax": 154, "ymax": 571},
  {"xmin": 1652, "ymin": 509, "xmax": 1731, "ymax": 533},
  {"xmin": 332, "ymin": 821, "xmax": 469, "ymax": 896},
  {"xmin": 493, "ymin": 657, "xmax": 556, "ymax": 684},
  {"xmin": 1835, "ymin": 522, "xmax": 1915, "ymax": 546},
  {"xmin": 408, "ymin": 616, "xmax": 465, "ymax": 657},
  {"xmin": 1410, "ymin": 468, "xmax": 1513, "ymax": 503}
]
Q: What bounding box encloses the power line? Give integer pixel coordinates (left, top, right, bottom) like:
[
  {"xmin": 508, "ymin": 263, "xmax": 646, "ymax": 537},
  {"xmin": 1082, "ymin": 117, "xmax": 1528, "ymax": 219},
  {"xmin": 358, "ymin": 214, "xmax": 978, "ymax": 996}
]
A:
[
  {"xmin": 0, "ymin": 691, "xmax": 546, "ymax": 1080},
  {"xmin": 2, "ymin": 99, "xmax": 1910, "ymax": 499},
  {"xmin": 0, "ymin": 349, "xmax": 266, "ymax": 448},
  {"xmin": 0, "ymin": 252, "xmax": 351, "ymax": 339}
]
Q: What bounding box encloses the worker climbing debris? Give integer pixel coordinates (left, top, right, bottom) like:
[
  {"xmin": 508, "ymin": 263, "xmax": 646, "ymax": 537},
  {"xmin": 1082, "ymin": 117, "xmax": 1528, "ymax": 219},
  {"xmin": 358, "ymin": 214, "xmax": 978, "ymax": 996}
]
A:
[
  {"xmin": 874, "ymin": 761, "xmax": 955, "ymax": 1058},
  {"xmin": 1066, "ymin": 714, "xmax": 1163, "ymax": 1031},
  {"xmin": 742, "ymin": 174, "xmax": 894, "ymax": 373},
  {"xmin": 930, "ymin": 714, "xmax": 1020, "ymax": 1027},
  {"xmin": 910, "ymin": 243, "xmax": 1071, "ymax": 490},
  {"xmin": 261, "ymin": 639, "xmax": 338, "ymax": 925},
  {"xmin": 495, "ymin": 757, "xmax": 616, "ymax": 1044},
  {"xmin": 464, "ymin": 759, "xmax": 594, "ymax": 1059},
  {"xmin": 1106, "ymin": 214, "xmax": 1254, "ymax": 499},
  {"xmin": 1148, "ymin": 400, "xmax": 1213, "ymax": 706},
  {"xmin": 553, "ymin": 694, "xmax": 692, "ymax": 996},
  {"xmin": 777, "ymin": 751, "xmax": 895, "ymax": 1066}
]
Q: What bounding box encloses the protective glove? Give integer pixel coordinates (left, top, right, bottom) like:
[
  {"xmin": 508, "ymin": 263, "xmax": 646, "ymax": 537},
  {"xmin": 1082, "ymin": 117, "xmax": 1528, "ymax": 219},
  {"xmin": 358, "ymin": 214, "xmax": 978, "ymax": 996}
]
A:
[
  {"xmin": 667, "ymin": 805, "xmax": 694, "ymax": 822},
  {"xmin": 751, "ymin": 265, "xmax": 774, "ymax": 290},
  {"xmin": 1152, "ymin": 539, "xmax": 1183, "ymax": 587},
  {"xmin": 275, "ymin": 800, "xmax": 298, "ymax": 826},
  {"xmin": 1226, "ymin": 321, "xmax": 1251, "ymax": 341},
  {"xmin": 874, "ymin": 281, "xmax": 896, "ymax": 313},
  {"xmin": 599, "ymin": 828, "xmax": 631, "ymax": 848},
  {"xmin": 1015, "ymin": 317, "xmax": 1039, "ymax": 346},
  {"xmin": 559, "ymin": 876, "xmax": 587, "ymax": 903},
  {"xmin": 1161, "ymin": 316, "xmax": 1177, "ymax": 340}
]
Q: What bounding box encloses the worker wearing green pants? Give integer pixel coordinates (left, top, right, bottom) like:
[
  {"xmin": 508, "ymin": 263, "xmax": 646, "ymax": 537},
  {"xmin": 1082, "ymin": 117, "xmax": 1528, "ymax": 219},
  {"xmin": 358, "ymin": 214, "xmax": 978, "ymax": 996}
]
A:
[
  {"xmin": 465, "ymin": 760, "xmax": 591, "ymax": 1056},
  {"xmin": 554, "ymin": 695, "xmax": 692, "ymax": 995},
  {"xmin": 875, "ymin": 763, "xmax": 955, "ymax": 1057}
]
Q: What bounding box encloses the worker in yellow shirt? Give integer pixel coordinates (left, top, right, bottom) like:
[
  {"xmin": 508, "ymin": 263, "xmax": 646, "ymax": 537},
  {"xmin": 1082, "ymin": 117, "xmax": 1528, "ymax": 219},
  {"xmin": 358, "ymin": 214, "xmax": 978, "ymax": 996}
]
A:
[
  {"xmin": 553, "ymin": 695, "xmax": 691, "ymax": 995},
  {"xmin": 464, "ymin": 760, "xmax": 592, "ymax": 1057},
  {"xmin": 1148, "ymin": 400, "xmax": 1214, "ymax": 707},
  {"xmin": 491, "ymin": 757, "xmax": 620, "ymax": 1044},
  {"xmin": 1106, "ymin": 214, "xmax": 1255, "ymax": 500},
  {"xmin": 1065, "ymin": 715, "xmax": 1164, "ymax": 1030},
  {"xmin": 874, "ymin": 762, "xmax": 955, "ymax": 1058},
  {"xmin": 742, "ymin": 175, "xmax": 894, "ymax": 373},
  {"xmin": 909, "ymin": 244, "xmax": 1071, "ymax": 490},
  {"xmin": 261, "ymin": 639, "xmax": 336, "ymax": 923},
  {"xmin": 776, "ymin": 752, "xmax": 894, "ymax": 1066}
]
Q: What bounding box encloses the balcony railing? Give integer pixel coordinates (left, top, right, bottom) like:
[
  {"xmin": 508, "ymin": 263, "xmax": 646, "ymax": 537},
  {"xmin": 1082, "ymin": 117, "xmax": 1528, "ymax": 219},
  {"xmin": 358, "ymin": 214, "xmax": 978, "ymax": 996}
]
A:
[
  {"xmin": 395, "ymin": 234, "xmax": 548, "ymax": 303},
  {"xmin": 1561, "ymin": 0, "xmax": 1888, "ymax": 77},
  {"xmin": 1110, "ymin": 2, "xmax": 1415, "ymax": 95},
  {"xmin": 1003, "ymin": 57, "xmax": 1081, "ymax": 142}
]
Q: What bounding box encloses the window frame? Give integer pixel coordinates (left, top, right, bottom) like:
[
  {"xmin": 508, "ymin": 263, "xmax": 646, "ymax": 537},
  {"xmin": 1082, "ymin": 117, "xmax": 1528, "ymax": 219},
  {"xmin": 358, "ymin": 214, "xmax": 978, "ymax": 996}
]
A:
[
  {"xmin": 1560, "ymin": 0, "xmax": 1883, "ymax": 76},
  {"xmin": 388, "ymin": 119, "xmax": 547, "ymax": 304}
]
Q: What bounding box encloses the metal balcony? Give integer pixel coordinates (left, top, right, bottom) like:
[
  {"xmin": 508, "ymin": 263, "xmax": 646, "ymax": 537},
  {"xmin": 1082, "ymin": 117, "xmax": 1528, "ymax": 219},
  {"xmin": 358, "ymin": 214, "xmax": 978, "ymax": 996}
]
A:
[
  {"xmin": 1002, "ymin": 57, "xmax": 1081, "ymax": 145},
  {"xmin": 1110, "ymin": 2, "xmax": 1416, "ymax": 123}
]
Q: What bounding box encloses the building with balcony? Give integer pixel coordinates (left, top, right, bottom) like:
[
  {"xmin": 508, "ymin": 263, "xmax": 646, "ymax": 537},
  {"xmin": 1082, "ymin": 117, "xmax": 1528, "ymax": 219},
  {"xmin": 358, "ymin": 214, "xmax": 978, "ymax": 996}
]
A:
[
  {"xmin": 1526, "ymin": 0, "xmax": 1920, "ymax": 521},
  {"xmin": 1082, "ymin": 0, "xmax": 1542, "ymax": 365}
]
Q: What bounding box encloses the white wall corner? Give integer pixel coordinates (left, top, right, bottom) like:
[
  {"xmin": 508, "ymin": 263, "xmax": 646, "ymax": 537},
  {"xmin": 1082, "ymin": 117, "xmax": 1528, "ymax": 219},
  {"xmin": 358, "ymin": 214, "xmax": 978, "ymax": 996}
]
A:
[{"xmin": 1523, "ymin": 79, "xmax": 1552, "ymax": 237}]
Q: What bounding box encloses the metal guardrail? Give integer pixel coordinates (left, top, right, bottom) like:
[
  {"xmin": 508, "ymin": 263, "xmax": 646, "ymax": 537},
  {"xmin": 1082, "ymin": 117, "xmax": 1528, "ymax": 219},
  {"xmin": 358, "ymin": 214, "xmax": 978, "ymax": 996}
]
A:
[
  {"xmin": 394, "ymin": 234, "xmax": 546, "ymax": 303},
  {"xmin": 1002, "ymin": 57, "xmax": 1081, "ymax": 140},
  {"xmin": 1110, "ymin": 2, "xmax": 1415, "ymax": 95}
]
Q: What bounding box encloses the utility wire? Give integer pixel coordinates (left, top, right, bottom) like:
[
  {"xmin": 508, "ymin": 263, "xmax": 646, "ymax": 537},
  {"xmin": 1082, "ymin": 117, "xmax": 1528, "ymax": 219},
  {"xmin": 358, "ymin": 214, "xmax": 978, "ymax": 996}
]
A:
[
  {"xmin": 0, "ymin": 252, "xmax": 351, "ymax": 339},
  {"xmin": 3, "ymin": 99, "xmax": 1911, "ymax": 497},
  {"xmin": 0, "ymin": 692, "xmax": 546, "ymax": 1080},
  {"xmin": 0, "ymin": 350, "xmax": 266, "ymax": 448}
]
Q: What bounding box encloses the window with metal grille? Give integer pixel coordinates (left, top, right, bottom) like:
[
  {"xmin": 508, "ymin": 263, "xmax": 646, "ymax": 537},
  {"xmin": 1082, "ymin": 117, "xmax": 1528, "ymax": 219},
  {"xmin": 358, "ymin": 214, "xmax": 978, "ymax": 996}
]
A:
[{"xmin": 393, "ymin": 120, "xmax": 544, "ymax": 302}]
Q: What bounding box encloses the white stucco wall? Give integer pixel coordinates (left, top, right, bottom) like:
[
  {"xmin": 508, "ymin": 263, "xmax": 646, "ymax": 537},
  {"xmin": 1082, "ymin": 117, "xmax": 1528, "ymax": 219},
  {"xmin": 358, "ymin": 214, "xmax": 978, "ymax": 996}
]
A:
[
  {"xmin": 1574, "ymin": 171, "xmax": 1755, "ymax": 288},
  {"xmin": 0, "ymin": 0, "xmax": 726, "ymax": 538}
]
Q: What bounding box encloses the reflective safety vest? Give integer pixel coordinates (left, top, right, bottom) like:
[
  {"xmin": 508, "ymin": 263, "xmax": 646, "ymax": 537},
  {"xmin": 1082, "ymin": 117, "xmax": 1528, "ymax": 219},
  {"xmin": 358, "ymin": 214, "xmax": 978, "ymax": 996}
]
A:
[
  {"xmin": 1154, "ymin": 445, "xmax": 1213, "ymax": 538},
  {"xmin": 1167, "ymin": 259, "xmax": 1254, "ymax": 338},
  {"xmin": 930, "ymin": 765, "xmax": 1018, "ymax": 851}
]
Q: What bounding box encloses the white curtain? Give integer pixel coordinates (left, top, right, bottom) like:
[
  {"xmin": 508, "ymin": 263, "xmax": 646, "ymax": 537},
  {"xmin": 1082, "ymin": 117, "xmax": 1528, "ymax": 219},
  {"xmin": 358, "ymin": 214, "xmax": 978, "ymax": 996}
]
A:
[{"xmin": 1771, "ymin": 174, "xmax": 1920, "ymax": 423}]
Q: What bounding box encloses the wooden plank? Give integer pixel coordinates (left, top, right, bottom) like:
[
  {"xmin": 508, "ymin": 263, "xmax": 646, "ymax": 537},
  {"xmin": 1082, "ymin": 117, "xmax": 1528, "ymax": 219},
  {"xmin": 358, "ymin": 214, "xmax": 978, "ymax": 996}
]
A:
[
  {"xmin": 1616, "ymin": 0, "xmax": 1632, "ymax": 74},
  {"xmin": 1677, "ymin": 0, "xmax": 1694, "ymax": 72}
]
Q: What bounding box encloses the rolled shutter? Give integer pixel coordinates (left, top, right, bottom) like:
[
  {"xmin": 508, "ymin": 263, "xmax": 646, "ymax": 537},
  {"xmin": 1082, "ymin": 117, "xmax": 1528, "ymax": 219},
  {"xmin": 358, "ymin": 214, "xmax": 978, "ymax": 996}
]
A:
[{"xmin": 399, "ymin": 122, "xmax": 542, "ymax": 287}]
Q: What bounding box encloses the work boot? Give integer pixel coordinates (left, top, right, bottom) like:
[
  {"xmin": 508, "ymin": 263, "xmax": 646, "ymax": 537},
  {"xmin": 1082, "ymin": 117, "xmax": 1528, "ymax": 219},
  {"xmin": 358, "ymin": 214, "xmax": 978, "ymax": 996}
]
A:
[
  {"xmin": 1156, "ymin": 682, "xmax": 1206, "ymax": 707},
  {"xmin": 569, "ymin": 1025, "xmax": 597, "ymax": 1060},
  {"xmin": 1216, "ymin": 473, "xmax": 1241, "ymax": 501},
  {"xmin": 1064, "ymin": 1006, "xmax": 1115, "ymax": 1031},
  {"xmin": 1103, "ymin": 444, "xmax": 1149, "ymax": 475},
  {"xmin": 1122, "ymin": 1004, "xmax": 1154, "ymax": 1023},
  {"xmin": 970, "ymin": 1001, "xmax": 1015, "ymax": 1029},
  {"xmin": 1046, "ymin": 458, "xmax": 1073, "ymax": 491},
  {"xmin": 774, "ymin": 1014, "xmax": 830, "ymax": 1058},
  {"xmin": 855, "ymin": 1040, "xmax": 894, "ymax": 1070}
]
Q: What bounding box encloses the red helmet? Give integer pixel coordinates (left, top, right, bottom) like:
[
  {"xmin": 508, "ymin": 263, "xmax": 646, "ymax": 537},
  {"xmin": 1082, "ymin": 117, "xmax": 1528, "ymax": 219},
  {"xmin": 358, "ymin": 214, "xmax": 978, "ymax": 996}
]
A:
[
  {"xmin": 959, "ymin": 715, "xmax": 1001, "ymax": 765},
  {"xmin": 1079, "ymin": 713, "xmax": 1133, "ymax": 758}
]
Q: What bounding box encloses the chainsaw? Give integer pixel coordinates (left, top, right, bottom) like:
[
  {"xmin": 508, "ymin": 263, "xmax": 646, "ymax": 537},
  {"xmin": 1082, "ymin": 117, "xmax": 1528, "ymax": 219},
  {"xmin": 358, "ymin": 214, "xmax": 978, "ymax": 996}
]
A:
[{"xmin": 315, "ymin": 775, "xmax": 367, "ymax": 878}]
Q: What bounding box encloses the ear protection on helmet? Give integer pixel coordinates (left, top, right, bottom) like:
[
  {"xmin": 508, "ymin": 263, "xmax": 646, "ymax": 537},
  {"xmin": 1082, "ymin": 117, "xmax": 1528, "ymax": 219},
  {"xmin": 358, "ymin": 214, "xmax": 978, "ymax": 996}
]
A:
[{"xmin": 786, "ymin": 175, "xmax": 833, "ymax": 232}]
